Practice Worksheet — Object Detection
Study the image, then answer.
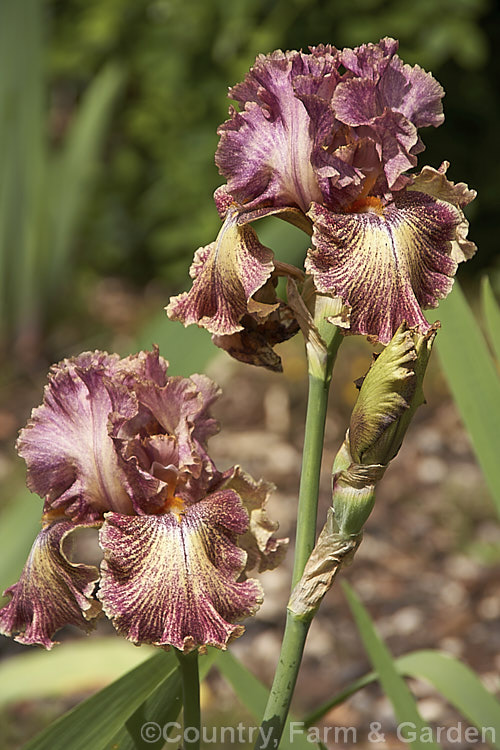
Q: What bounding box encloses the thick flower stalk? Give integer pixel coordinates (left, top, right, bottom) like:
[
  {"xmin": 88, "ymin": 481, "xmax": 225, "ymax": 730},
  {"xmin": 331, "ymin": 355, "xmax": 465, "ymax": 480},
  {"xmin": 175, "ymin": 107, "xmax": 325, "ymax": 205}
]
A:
[
  {"xmin": 167, "ymin": 38, "xmax": 476, "ymax": 368},
  {"xmin": 288, "ymin": 323, "xmax": 437, "ymax": 619},
  {"xmin": 0, "ymin": 348, "xmax": 286, "ymax": 651}
]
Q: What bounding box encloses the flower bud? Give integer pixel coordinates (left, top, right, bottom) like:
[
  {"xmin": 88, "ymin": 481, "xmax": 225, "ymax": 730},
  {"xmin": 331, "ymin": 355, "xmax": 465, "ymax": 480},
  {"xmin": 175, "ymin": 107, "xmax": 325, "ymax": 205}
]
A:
[
  {"xmin": 333, "ymin": 322, "xmax": 438, "ymax": 537},
  {"xmin": 288, "ymin": 323, "xmax": 438, "ymax": 618}
]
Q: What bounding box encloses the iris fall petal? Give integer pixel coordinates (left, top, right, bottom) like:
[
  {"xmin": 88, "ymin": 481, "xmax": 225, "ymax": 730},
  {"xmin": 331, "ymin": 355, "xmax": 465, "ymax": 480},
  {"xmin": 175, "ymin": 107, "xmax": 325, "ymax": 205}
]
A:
[
  {"xmin": 306, "ymin": 191, "xmax": 462, "ymax": 343},
  {"xmin": 99, "ymin": 490, "xmax": 263, "ymax": 651},
  {"xmin": 0, "ymin": 520, "xmax": 101, "ymax": 648},
  {"xmin": 167, "ymin": 211, "xmax": 275, "ymax": 335}
]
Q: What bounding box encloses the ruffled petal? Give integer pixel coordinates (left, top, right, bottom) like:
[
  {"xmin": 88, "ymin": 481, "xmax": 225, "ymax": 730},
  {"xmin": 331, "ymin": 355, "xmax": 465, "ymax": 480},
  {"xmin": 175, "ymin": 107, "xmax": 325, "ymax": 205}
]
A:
[
  {"xmin": 339, "ymin": 38, "xmax": 444, "ymax": 128},
  {"xmin": 189, "ymin": 374, "xmax": 223, "ymax": 446},
  {"xmin": 0, "ymin": 520, "xmax": 101, "ymax": 649},
  {"xmin": 110, "ymin": 374, "xmax": 224, "ymax": 511},
  {"xmin": 222, "ymin": 466, "xmax": 288, "ymax": 573},
  {"xmin": 216, "ymin": 50, "xmax": 337, "ymax": 214},
  {"xmin": 166, "ymin": 210, "xmax": 275, "ymax": 335},
  {"xmin": 378, "ymin": 58, "xmax": 445, "ymax": 129},
  {"xmin": 17, "ymin": 355, "xmax": 135, "ymax": 522},
  {"xmin": 356, "ymin": 110, "xmax": 419, "ymax": 188},
  {"xmin": 99, "ymin": 490, "xmax": 263, "ymax": 651},
  {"xmin": 408, "ymin": 162, "xmax": 477, "ymax": 262},
  {"xmin": 334, "ymin": 39, "xmax": 444, "ymax": 188},
  {"xmin": 340, "ymin": 37, "xmax": 399, "ymax": 79},
  {"xmin": 113, "ymin": 347, "xmax": 169, "ymax": 389},
  {"xmin": 306, "ymin": 190, "xmax": 461, "ymax": 343}
]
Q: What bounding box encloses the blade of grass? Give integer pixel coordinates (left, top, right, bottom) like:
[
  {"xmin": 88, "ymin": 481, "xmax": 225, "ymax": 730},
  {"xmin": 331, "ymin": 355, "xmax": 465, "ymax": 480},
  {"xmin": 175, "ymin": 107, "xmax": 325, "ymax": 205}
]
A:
[
  {"xmin": 397, "ymin": 651, "xmax": 500, "ymax": 749},
  {"xmin": 303, "ymin": 670, "xmax": 378, "ymax": 727},
  {"xmin": 0, "ymin": 0, "xmax": 46, "ymax": 343},
  {"xmin": 112, "ymin": 669, "xmax": 182, "ymax": 750},
  {"xmin": 427, "ymin": 282, "xmax": 500, "ymax": 517},
  {"xmin": 342, "ymin": 582, "xmax": 440, "ymax": 750}
]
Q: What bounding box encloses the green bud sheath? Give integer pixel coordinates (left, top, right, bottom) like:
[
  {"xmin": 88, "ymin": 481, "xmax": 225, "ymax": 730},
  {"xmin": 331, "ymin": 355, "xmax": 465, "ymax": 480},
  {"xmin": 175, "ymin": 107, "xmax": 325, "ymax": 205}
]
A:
[{"xmin": 289, "ymin": 322, "xmax": 438, "ymax": 618}]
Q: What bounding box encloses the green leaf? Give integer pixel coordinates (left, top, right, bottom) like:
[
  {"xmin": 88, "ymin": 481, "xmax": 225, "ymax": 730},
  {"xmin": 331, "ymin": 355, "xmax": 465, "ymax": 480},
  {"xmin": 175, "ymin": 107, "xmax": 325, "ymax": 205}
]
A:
[
  {"xmin": 0, "ymin": 488, "xmax": 41, "ymax": 606},
  {"xmin": 47, "ymin": 62, "xmax": 125, "ymax": 296},
  {"xmin": 427, "ymin": 283, "xmax": 500, "ymax": 517},
  {"xmin": 342, "ymin": 582, "xmax": 440, "ymax": 750},
  {"xmin": 23, "ymin": 651, "xmax": 177, "ymax": 750},
  {"xmin": 107, "ymin": 646, "xmax": 219, "ymax": 750},
  {"xmin": 0, "ymin": 638, "xmax": 155, "ymax": 707},
  {"xmin": 303, "ymin": 671, "xmax": 378, "ymax": 727},
  {"xmin": 0, "ymin": 0, "xmax": 45, "ymax": 339},
  {"xmin": 108, "ymin": 670, "xmax": 182, "ymax": 750},
  {"xmin": 215, "ymin": 650, "xmax": 314, "ymax": 750},
  {"xmin": 481, "ymin": 276, "xmax": 500, "ymax": 365},
  {"xmin": 397, "ymin": 650, "xmax": 500, "ymax": 750},
  {"xmin": 303, "ymin": 650, "xmax": 500, "ymax": 750}
]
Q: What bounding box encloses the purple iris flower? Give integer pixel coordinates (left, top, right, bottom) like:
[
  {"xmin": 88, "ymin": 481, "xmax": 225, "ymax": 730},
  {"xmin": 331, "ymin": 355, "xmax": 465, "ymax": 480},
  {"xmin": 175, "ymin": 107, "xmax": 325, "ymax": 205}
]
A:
[
  {"xmin": 168, "ymin": 39, "xmax": 475, "ymax": 366},
  {"xmin": 0, "ymin": 349, "xmax": 285, "ymax": 651}
]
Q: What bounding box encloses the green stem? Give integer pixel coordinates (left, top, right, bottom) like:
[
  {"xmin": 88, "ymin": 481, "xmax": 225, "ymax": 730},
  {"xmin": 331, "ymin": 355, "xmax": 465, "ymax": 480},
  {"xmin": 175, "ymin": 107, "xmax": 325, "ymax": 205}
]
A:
[
  {"xmin": 176, "ymin": 651, "xmax": 200, "ymax": 750},
  {"xmin": 254, "ymin": 327, "xmax": 343, "ymax": 749},
  {"xmin": 292, "ymin": 371, "xmax": 334, "ymax": 585}
]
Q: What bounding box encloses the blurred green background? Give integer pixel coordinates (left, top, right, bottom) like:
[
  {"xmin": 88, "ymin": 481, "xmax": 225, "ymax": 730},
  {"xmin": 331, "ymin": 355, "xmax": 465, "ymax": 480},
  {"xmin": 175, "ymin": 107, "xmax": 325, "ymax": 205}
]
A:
[{"xmin": 0, "ymin": 0, "xmax": 498, "ymax": 368}]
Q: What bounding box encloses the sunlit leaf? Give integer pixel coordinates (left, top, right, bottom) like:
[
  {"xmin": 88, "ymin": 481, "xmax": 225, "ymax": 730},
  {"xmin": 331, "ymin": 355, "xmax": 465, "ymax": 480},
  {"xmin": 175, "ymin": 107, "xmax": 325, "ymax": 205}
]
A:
[
  {"xmin": 0, "ymin": 638, "xmax": 154, "ymax": 707},
  {"xmin": 303, "ymin": 649, "xmax": 500, "ymax": 750},
  {"xmin": 0, "ymin": 0, "xmax": 45, "ymax": 339},
  {"xmin": 23, "ymin": 651, "xmax": 176, "ymax": 750},
  {"xmin": 108, "ymin": 647, "xmax": 219, "ymax": 750},
  {"xmin": 47, "ymin": 63, "xmax": 125, "ymax": 296},
  {"xmin": 342, "ymin": 582, "xmax": 440, "ymax": 750},
  {"xmin": 398, "ymin": 651, "xmax": 500, "ymax": 748},
  {"xmin": 427, "ymin": 282, "xmax": 500, "ymax": 518}
]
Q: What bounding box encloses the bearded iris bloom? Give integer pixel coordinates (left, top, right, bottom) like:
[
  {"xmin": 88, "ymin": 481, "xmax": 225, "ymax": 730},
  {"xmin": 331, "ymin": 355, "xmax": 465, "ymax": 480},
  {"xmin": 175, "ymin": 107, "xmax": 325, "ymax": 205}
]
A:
[
  {"xmin": 0, "ymin": 349, "xmax": 285, "ymax": 651},
  {"xmin": 167, "ymin": 38, "xmax": 476, "ymax": 363}
]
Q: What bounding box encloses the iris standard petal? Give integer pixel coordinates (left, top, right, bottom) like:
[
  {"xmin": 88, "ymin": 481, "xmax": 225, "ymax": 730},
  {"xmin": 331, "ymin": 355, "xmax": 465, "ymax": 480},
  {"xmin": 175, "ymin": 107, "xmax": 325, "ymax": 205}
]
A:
[
  {"xmin": 0, "ymin": 520, "xmax": 101, "ymax": 648},
  {"xmin": 112, "ymin": 374, "xmax": 223, "ymax": 510},
  {"xmin": 306, "ymin": 191, "xmax": 461, "ymax": 343},
  {"xmin": 216, "ymin": 50, "xmax": 332, "ymax": 213},
  {"xmin": 334, "ymin": 38, "xmax": 444, "ymax": 188},
  {"xmin": 17, "ymin": 357, "xmax": 135, "ymax": 521},
  {"xmin": 99, "ymin": 490, "xmax": 263, "ymax": 651},
  {"xmin": 339, "ymin": 38, "xmax": 444, "ymax": 129}
]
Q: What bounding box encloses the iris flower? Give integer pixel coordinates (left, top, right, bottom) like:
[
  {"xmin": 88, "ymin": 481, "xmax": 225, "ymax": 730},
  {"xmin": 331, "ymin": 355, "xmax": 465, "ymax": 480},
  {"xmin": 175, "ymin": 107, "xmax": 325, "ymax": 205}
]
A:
[
  {"xmin": 0, "ymin": 349, "xmax": 285, "ymax": 651},
  {"xmin": 167, "ymin": 38, "xmax": 476, "ymax": 365}
]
